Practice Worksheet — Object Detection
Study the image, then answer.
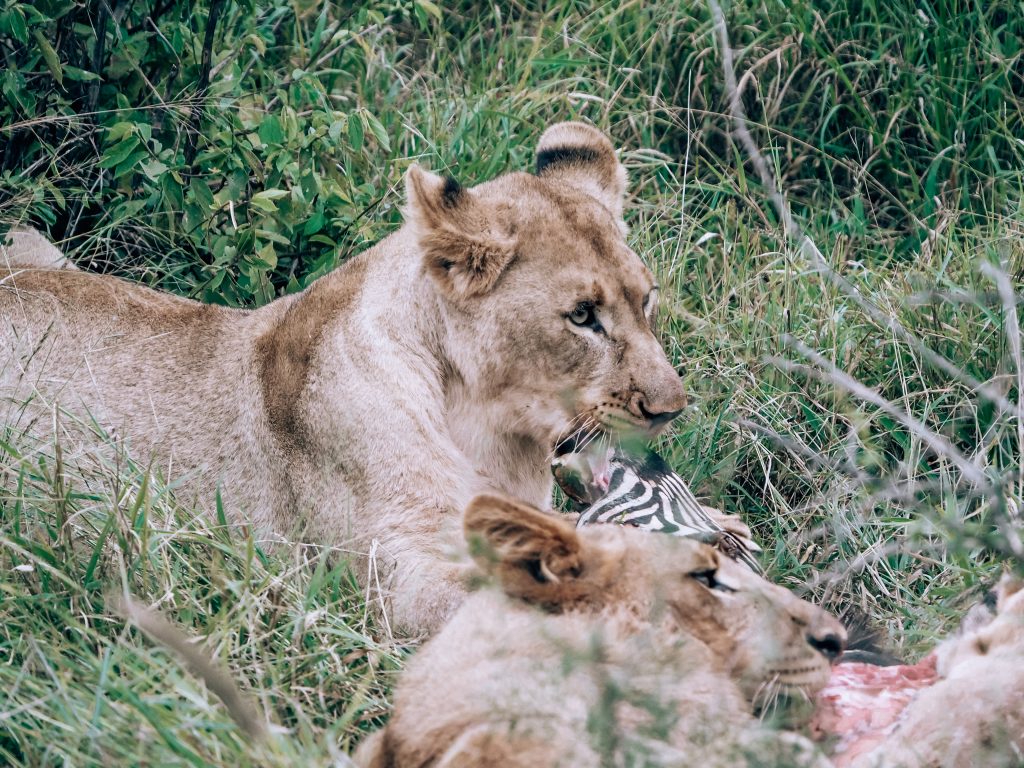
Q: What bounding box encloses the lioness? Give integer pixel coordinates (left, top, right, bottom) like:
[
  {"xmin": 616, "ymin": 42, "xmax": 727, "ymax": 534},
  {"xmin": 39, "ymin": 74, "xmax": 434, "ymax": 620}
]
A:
[
  {"xmin": 356, "ymin": 493, "xmax": 845, "ymax": 768},
  {"xmin": 0, "ymin": 122, "xmax": 686, "ymax": 634},
  {"xmin": 848, "ymin": 573, "xmax": 1024, "ymax": 768}
]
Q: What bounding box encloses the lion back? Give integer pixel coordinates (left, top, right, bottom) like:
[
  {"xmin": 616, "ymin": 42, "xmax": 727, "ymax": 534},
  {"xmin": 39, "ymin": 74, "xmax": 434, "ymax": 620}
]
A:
[{"xmin": 1, "ymin": 227, "xmax": 78, "ymax": 270}]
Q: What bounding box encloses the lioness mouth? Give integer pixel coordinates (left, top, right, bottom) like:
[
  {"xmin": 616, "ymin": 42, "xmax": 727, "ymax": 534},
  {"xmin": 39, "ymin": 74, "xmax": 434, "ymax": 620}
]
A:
[{"xmin": 553, "ymin": 425, "xmax": 609, "ymax": 457}]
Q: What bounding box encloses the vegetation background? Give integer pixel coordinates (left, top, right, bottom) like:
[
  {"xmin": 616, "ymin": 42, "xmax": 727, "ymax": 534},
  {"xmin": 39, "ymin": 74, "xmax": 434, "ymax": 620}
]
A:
[{"xmin": 1, "ymin": 0, "xmax": 1022, "ymax": 764}]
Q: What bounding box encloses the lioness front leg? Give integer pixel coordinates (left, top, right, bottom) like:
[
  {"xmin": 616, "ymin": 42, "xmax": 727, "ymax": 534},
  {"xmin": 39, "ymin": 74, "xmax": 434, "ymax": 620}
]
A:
[{"xmin": 386, "ymin": 554, "xmax": 475, "ymax": 636}]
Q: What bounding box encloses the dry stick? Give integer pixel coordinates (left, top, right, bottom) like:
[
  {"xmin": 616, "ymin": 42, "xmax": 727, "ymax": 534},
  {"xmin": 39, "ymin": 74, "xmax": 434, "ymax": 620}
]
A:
[
  {"xmin": 706, "ymin": 0, "xmax": 1024, "ymax": 424},
  {"xmin": 119, "ymin": 595, "xmax": 268, "ymax": 741},
  {"xmin": 979, "ymin": 261, "xmax": 1024, "ymax": 505},
  {"xmin": 771, "ymin": 337, "xmax": 991, "ymax": 490},
  {"xmin": 906, "ymin": 288, "xmax": 1024, "ymax": 307},
  {"xmin": 88, "ymin": 0, "xmax": 111, "ymax": 113},
  {"xmin": 184, "ymin": 0, "xmax": 227, "ymax": 166}
]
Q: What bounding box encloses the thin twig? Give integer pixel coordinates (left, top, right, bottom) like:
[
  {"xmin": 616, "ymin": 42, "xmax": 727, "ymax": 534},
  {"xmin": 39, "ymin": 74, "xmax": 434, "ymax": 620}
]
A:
[
  {"xmin": 87, "ymin": 0, "xmax": 112, "ymax": 113},
  {"xmin": 706, "ymin": 0, "xmax": 1023, "ymax": 423},
  {"xmin": 184, "ymin": 0, "xmax": 226, "ymax": 166},
  {"xmin": 118, "ymin": 595, "xmax": 268, "ymax": 740}
]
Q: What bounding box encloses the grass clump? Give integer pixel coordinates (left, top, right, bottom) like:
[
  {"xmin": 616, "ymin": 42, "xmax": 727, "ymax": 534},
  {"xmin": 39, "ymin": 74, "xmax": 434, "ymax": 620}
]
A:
[{"xmin": 0, "ymin": 424, "xmax": 398, "ymax": 765}]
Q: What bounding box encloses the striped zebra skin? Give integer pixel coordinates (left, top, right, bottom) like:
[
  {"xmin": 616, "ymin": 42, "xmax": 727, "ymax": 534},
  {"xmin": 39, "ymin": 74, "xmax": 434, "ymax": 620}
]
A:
[{"xmin": 572, "ymin": 449, "xmax": 763, "ymax": 573}]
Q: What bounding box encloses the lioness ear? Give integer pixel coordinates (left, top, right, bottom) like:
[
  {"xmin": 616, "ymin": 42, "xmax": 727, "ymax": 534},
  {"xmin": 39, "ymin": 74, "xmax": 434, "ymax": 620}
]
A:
[
  {"xmin": 534, "ymin": 122, "xmax": 627, "ymax": 220},
  {"xmin": 464, "ymin": 493, "xmax": 585, "ymax": 603},
  {"xmin": 405, "ymin": 164, "xmax": 516, "ymax": 301},
  {"xmin": 995, "ymin": 572, "xmax": 1024, "ymax": 613}
]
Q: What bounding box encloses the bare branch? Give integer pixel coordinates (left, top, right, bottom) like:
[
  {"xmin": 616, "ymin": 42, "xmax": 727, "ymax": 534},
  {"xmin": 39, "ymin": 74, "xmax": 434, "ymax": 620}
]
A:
[
  {"xmin": 118, "ymin": 595, "xmax": 268, "ymax": 741},
  {"xmin": 706, "ymin": 0, "xmax": 1023, "ymax": 423},
  {"xmin": 184, "ymin": 0, "xmax": 227, "ymax": 166},
  {"xmin": 772, "ymin": 335, "xmax": 991, "ymax": 490}
]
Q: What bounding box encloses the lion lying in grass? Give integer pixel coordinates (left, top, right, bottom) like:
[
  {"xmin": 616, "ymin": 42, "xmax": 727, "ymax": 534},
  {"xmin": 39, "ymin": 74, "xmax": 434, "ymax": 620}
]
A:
[
  {"xmin": 115, "ymin": 492, "xmax": 1022, "ymax": 766},
  {"xmin": 355, "ymin": 494, "xmax": 845, "ymax": 768},
  {"xmin": 0, "ymin": 122, "xmax": 686, "ymax": 635}
]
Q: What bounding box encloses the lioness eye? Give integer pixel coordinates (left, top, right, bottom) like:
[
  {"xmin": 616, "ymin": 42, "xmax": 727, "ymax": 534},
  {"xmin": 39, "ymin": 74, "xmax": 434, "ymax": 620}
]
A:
[
  {"xmin": 690, "ymin": 568, "xmax": 734, "ymax": 593},
  {"xmin": 567, "ymin": 301, "xmax": 603, "ymax": 333}
]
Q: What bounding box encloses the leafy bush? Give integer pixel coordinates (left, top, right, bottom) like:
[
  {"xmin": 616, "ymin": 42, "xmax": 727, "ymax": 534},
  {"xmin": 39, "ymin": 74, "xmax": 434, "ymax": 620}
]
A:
[{"xmin": 0, "ymin": 0, "xmax": 430, "ymax": 303}]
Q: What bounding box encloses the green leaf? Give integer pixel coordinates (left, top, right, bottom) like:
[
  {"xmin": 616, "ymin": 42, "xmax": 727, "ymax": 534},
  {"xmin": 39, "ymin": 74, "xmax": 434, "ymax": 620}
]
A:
[
  {"xmin": 106, "ymin": 122, "xmax": 135, "ymax": 142},
  {"xmin": 256, "ymin": 188, "xmax": 289, "ymax": 200},
  {"xmin": 62, "ymin": 66, "xmax": 100, "ymax": 82},
  {"xmin": 97, "ymin": 137, "xmax": 140, "ymax": 169},
  {"xmin": 190, "ymin": 178, "xmax": 215, "ymax": 210},
  {"xmin": 258, "ymin": 116, "xmax": 285, "ymax": 145},
  {"xmin": 113, "ymin": 151, "xmax": 148, "ymax": 179},
  {"xmin": 249, "ymin": 197, "xmax": 277, "ymax": 213},
  {"xmin": 348, "ymin": 112, "xmax": 364, "ymax": 151},
  {"xmin": 329, "ymin": 119, "xmax": 344, "ymax": 143},
  {"xmin": 311, "ymin": 4, "xmax": 328, "ymax": 51},
  {"xmin": 415, "ymin": 0, "xmax": 443, "ymax": 21},
  {"xmin": 412, "ymin": 2, "xmax": 428, "ymax": 28},
  {"xmin": 255, "ymin": 228, "xmax": 290, "ymax": 245},
  {"xmin": 0, "ymin": 9, "xmax": 29, "ymax": 44},
  {"xmin": 364, "ymin": 112, "xmax": 391, "ymax": 152},
  {"xmin": 31, "ymin": 0, "xmax": 76, "ymax": 21},
  {"xmin": 250, "ymin": 189, "xmax": 288, "ymax": 213},
  {"xmin": 303, "ymin": 211, "xmax": 326, "ymax": 236},
  {"xmin": 45, "ymin": 181, "xmax": 66, "ymax": 210},
  {"xmin": 140, "ymin": 159, "xmax": 168, "ymax": 180},
  {"xmin": 251, "ymin": 242, "xmax": 278, "ymax": 271},
  {"xmin": 32, "ymin": 30, "xmax": 62, "ymax": 86}
]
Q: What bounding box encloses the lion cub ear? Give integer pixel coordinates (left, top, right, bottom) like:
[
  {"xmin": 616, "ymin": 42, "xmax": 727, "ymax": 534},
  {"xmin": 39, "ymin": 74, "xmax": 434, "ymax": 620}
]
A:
[
  {"xmin": 534, "ymin": 121, "xmax": 628, "ymax": 221},
  {"xmin": 404, "ymin": 164, "xmax": 516, "ymax": 301},
  {"xmin": 463, "ymin": 493, "xmax": 586, "ymax": 604}
]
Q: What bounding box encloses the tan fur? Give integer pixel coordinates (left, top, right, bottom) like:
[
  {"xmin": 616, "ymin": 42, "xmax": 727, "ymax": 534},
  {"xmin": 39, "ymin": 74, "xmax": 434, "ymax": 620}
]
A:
[
  {"xmin": 2, "ymin": 227, "xmax": 78, "ymax": 269},
  {"xmin": 0, "ymin": 123, "xmax": 687, "ymax": 635},
  {"xmin": 356, "ymin": 494, "xmax": 844, "ymax": 767},
  {"xmin": 855, "ymin": 574, "xmax": 1024, "ymax": 768}
]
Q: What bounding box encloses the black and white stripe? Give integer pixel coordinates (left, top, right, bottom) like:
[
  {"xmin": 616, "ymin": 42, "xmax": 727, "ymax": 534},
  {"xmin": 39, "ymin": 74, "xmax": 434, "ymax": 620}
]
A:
[{"xmin": 575, "ymin": 450, "xmax": 763, "ymax": 573}]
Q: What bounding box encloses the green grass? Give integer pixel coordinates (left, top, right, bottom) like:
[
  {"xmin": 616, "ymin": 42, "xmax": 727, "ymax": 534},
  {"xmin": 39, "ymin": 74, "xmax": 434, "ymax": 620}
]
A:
[
  {"xmin": 0, "ymin": 423, "xmax": 399, "ymax": 765},
  {"xmin": 2, "ymin": 0, "xmax": 1023, "ymax": 764}
]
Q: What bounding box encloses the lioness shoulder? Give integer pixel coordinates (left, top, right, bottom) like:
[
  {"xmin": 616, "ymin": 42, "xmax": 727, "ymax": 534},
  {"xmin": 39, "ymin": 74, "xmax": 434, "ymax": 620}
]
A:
[{"xmin": 2, "ymin": 226, "xmax": 78, "ymax": 270}]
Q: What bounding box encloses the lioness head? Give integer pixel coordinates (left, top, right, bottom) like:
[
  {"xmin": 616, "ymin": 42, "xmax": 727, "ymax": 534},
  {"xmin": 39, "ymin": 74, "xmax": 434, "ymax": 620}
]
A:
[
  {"xmin": 938, "ymin": 573, "xmax": 1024, "ymax": 676},
  {"xmin": 405, "ymin": 122, "xmax": 687, "ymax": 452},
  {"xmin": 464, "ymin": 493, "xmax": 846, "ymax": 709}
]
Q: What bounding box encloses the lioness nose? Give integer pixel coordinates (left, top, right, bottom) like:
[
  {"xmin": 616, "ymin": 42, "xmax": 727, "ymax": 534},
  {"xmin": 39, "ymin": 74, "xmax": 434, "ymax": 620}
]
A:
[
  {"xmin": 807, "ymin": 630, "xmax": 846, "ymax": 662},
  {"xmin": 636, "ymin": 397, "xmax": 684, "ymax": 427},
  {"xmin": 630, "ymin": 352, "xmax": 688, "ymax": 426}
]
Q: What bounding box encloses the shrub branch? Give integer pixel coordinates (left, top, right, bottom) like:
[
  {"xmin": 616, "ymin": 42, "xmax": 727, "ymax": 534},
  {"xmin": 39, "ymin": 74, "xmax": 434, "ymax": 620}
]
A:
[{"xmin": 184, "ymin": 0, "xmax": 226, "ymax": 166}]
